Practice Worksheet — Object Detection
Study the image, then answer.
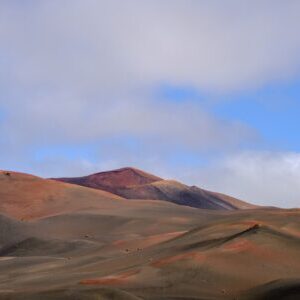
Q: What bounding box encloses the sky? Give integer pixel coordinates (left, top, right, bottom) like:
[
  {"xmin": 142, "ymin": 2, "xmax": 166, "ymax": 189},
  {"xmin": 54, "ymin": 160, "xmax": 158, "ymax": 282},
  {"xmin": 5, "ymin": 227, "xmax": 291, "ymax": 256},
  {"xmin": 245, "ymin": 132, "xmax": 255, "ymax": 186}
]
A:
[{"xmin": 1, "ymin": 0, "xmax": 300, "ymax": 208}]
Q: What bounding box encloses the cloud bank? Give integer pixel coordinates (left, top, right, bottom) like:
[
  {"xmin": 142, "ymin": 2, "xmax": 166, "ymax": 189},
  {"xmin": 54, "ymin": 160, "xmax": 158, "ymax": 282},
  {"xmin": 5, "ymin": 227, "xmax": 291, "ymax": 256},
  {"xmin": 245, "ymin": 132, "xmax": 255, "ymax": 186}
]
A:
[
  {"xmin": 2, "ymin": 0, "xmax": 300, "ymax": 92},
  {"xmin": 1, "ymin": 1, "xmax": 300, "ymax": 207},
  {"xmin": 182, "ymin": 151, "xmax": 300, "ymax": 208}
]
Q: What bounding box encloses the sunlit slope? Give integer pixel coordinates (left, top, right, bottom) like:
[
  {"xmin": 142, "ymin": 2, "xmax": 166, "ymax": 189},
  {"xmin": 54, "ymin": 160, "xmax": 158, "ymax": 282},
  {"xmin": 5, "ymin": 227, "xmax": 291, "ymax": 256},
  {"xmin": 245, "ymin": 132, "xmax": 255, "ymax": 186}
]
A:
[{"xmin": 0, "ymin": 170, "xmax": 124, "ymax": 220}]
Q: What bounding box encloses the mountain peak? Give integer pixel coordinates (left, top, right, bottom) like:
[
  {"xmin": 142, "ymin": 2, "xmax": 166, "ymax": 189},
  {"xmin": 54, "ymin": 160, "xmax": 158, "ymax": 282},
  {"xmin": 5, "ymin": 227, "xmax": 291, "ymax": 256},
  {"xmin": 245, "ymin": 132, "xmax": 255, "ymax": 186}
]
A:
[
  {"xmin": 54, "ymin": 167, "xmax": 162, "ymax": 194},
  {"xmin": 89, "ymin": 167, "xmax": 162, "ymax": 187},
  {"xmin": 93, "ymin": 167, "xmax": 162, "ymax": 183}
]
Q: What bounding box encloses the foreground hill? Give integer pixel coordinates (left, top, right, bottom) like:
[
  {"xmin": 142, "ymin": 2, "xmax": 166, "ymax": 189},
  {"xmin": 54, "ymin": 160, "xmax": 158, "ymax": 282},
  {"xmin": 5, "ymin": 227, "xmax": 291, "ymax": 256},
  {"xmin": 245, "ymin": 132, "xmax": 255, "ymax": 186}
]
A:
[
  {"xmin": 0, "ymin": 170, "xmax": 193, "ymax": 220},
  {"xmin": 0, "ymin": 170, "xmax": 124, "ymax": 220},
  {"xmin": 54, "ymin": 167, "xmax": 255, "ymax": 210},
  {"xmin": 0, "ymin": 169, "xmax": 299, "ymax": 300}
]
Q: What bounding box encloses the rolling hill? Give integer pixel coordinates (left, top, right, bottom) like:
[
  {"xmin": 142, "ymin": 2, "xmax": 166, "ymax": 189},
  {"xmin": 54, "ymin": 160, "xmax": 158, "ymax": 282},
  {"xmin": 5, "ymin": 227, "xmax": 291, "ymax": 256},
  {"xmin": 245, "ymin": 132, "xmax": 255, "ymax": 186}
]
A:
[{"xmin": 0, "ymin": 168, "xmax": 299, "ymax": 300}]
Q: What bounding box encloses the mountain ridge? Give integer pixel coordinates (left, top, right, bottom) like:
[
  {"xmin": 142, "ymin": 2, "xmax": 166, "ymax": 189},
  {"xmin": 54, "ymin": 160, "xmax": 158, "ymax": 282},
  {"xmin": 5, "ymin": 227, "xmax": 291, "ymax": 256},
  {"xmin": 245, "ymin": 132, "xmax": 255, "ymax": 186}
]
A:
[{"xmin": 53, "ymin": 166, "xmax": 255, "ymax": 210}]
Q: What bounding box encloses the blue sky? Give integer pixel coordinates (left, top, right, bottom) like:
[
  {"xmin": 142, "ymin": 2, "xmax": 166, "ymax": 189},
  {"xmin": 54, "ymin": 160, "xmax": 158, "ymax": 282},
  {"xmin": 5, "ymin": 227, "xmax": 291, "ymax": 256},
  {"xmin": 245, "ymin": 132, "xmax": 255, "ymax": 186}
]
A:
[
  {"xmin": 158, "ymin": 79, "xmax": 300, "ymax": 153},
  {"xmin": 212, "ymin": 80, "xmax": 300, "ymax": 151},
  {"xmin": 1, "ymin": 1, "xmax": 300, "ymax": 207}
]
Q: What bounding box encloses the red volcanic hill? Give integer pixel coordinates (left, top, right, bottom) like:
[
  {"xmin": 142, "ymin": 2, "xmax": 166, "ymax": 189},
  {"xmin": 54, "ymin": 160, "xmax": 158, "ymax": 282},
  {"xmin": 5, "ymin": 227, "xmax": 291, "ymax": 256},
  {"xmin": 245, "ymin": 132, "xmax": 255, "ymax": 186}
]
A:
[
  {"xmin": 54, "ymin": 167, "xmax": 255, "ymax": 210},
  {"xmin": 55, "ymin": 167, "xmax": 162, "ymax": 194}
]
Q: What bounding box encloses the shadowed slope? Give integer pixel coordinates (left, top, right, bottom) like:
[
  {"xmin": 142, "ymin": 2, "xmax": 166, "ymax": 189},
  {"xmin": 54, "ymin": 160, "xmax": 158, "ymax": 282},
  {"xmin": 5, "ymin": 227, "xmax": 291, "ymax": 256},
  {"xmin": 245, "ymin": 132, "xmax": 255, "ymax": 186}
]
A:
[
  {"xmin": 118, "ymin": 180, "xmax": 255, "ymax": 210},
  {"xmin": 0, "ymin": 215, "xmax": 29, "ymax": 247},
  {"xmin": 241, "ymin": 279, "xmax": 300, "ymax": 300},
  {"xmin": 54, "ymin": 167, "xmax": 254, "ymax": 210},
  {"xmin": 0, "ymin": 205, "xmax": 299, "ymax": 299},
  {"xmin": 0, "ymin": 237, "xmax": 100, "ymax": 257}
]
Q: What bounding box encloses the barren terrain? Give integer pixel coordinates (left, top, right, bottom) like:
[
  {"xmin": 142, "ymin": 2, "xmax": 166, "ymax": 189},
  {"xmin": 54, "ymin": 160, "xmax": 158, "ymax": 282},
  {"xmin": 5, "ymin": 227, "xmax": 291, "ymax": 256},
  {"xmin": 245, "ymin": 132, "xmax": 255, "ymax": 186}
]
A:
[{"xmin": 0, "ymin": 168, "xmax": 299, "ymax": 299}]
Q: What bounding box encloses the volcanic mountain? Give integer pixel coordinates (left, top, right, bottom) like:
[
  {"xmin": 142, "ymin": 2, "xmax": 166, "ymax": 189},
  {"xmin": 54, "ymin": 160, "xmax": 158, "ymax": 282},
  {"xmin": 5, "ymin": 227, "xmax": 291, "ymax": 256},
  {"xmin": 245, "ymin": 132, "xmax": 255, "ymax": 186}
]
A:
[
  {"xmin": 0, "ymin": 168, "xmax": 299, "ymax": 300},
  {"xmin": 54, "ymin": 167, "xmax": 255, "ymax": 210}
]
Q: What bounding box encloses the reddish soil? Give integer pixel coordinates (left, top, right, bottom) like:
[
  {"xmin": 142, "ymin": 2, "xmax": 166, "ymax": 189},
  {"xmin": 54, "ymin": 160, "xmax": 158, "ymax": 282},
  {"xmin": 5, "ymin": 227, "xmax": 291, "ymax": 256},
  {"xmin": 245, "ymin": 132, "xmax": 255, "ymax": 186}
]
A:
[{"xmin": 80, "ymin": 269, "xmax": 140, "ymax": 286}]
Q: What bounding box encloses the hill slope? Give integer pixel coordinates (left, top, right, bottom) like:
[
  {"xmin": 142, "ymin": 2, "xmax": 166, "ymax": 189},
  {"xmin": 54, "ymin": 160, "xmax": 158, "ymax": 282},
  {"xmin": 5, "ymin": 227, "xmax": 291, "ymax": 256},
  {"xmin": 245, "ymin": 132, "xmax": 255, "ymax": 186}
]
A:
[
  {"xmin": 0, "ymin": 168, "xmax": 299, "ymax": 300},
  {"xmin": 54, "ymin": 167, "xmax": 255, "ymax": 210},
  {"xmin": 0, "ymin": 170, "xmax": 124, "ymax": 220},
  {"xmin": 0, "ymin": 169, "xmax": 207, "ymax": 221}
]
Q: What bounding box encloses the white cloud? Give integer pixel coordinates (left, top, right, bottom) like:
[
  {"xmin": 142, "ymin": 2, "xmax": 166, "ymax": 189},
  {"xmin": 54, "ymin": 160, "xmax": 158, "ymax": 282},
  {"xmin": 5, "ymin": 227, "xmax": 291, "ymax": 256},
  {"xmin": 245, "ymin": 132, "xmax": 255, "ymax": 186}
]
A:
[
  {"xmin": 1, "ymin": 1, "xmax": 300, "ymax": 92},
  {"xmin": 181, "ymin": 151, "xmax": 300, "ymax": 208},
  {"xmin": 1, "ymin": 1, "xmax": 300, "ymax": 208},
  {"xmin": 0, "ymin": 92, "xmax": 254, "ymax": 149},
  {"xmin": 2, "ymin": 0, "xmax": 298, "ymax": 150}
]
